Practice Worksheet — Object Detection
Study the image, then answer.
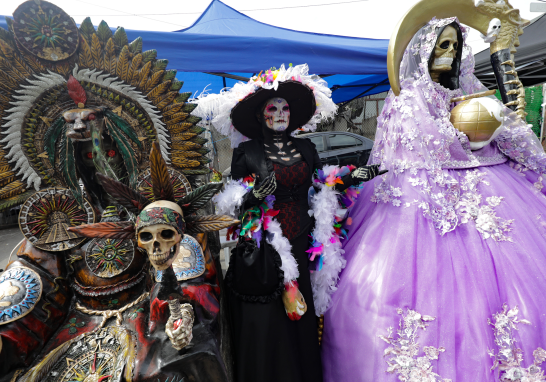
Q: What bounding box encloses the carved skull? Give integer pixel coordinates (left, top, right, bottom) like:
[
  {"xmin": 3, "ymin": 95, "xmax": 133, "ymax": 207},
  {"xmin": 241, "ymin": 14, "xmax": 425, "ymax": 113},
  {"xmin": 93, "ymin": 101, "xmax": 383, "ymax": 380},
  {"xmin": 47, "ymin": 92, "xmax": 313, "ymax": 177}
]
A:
[
  {"xmin": 482, "ymin": 18, "xmax": 502, "ymax": 43},
  {"xmin": 136, "ymin": 201, "xmax": 185, "ymax": 271},
  {"xmin": 263, "ymin": 97, "xmax": 290, "ymax": 132},
  {"xmin": 430, "ymin": 25, "xmax": 459, "ymax": 75}
]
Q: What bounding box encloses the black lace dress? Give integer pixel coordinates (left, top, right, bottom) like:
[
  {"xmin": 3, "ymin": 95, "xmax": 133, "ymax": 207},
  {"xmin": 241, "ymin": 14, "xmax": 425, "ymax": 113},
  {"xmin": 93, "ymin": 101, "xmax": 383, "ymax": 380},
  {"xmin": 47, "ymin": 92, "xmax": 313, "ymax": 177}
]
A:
[{"xmin": 228, "ymin": 138, "xmax": 323, "ymax": 382}]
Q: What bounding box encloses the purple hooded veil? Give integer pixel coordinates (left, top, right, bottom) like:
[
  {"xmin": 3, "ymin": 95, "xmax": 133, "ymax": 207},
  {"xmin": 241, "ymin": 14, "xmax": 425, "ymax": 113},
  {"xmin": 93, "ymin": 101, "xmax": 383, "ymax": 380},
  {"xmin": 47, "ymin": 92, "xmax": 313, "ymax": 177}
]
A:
[{"xmin": 322, "ymin": 17, "xmax": 546, "ymax": 382}]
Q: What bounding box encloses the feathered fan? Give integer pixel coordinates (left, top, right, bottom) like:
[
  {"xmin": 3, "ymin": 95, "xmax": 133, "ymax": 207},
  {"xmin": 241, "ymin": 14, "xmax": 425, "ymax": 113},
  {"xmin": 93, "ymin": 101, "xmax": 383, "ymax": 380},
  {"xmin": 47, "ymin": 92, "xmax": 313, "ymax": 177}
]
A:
[{"xmin": 68, "ymin": 141, "xmax": 238, "ymax": 239}]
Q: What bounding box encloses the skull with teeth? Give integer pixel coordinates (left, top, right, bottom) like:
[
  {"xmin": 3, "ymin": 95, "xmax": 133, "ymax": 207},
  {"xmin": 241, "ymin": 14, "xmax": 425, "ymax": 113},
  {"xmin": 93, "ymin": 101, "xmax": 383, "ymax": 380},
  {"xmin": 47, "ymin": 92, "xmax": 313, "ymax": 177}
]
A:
[{"xmin": 136, "ymin": 200, "xmax": 186, "ymax": 271}]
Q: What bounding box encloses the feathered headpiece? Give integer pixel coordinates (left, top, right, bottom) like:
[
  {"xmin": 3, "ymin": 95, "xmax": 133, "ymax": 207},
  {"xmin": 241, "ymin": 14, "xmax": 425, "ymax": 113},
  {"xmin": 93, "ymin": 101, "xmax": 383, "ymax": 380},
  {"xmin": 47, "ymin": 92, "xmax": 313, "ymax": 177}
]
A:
[
  {"xmin": 193, "ymin": 64, "xmax": 337, "ymax": 148},
  {"xmin": 68, "ymin": 142, "xmax": 238, "ymax": 239}
]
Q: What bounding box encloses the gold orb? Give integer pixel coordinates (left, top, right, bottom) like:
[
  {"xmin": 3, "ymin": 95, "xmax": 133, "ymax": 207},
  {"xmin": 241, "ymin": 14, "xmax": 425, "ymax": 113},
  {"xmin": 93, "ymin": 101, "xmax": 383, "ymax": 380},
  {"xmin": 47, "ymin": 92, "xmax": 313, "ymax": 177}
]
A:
[{"xmin": 450, "ymin": 99, "xmax": 502, "ymax": 143}]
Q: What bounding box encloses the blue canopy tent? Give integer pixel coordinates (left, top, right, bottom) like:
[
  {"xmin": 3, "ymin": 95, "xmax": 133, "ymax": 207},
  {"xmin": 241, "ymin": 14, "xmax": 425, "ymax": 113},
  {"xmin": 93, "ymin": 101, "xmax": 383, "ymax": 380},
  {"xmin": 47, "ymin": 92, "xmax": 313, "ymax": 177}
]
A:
[{"xmin": 0, "ymin": 0, "xmax": 390, "ymax": 103}]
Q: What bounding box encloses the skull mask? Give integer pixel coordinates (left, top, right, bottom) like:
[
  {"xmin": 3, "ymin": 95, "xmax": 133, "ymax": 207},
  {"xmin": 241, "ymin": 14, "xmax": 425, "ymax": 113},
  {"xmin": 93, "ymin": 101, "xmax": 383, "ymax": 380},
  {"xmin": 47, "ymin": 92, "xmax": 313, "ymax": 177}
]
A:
[
  {"xmin": 430, "ymin": 25, "xmax": 459, "ymax": 80},
  {"xmin": 136, "ymin": 201, "xmax": 185, "ymax": 271},
  {"xmin": 263, "ymin": 97, "xmax": 290, "ymax": 132}
]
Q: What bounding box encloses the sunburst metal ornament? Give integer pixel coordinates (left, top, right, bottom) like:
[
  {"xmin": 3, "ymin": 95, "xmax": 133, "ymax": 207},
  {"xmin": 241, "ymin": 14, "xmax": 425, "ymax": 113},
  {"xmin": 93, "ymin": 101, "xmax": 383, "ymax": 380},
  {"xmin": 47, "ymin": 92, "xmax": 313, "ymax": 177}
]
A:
[
  {"xmin": 12, "ymin": 0, "xmax": 79, "ymax": 62},
  {"xmin": 85, "ymin": 238, "xmax": 134, "ymax": 278},
  {"xmin": 19, "ymin": 188, "xmax": 95, "ymax": 251}
]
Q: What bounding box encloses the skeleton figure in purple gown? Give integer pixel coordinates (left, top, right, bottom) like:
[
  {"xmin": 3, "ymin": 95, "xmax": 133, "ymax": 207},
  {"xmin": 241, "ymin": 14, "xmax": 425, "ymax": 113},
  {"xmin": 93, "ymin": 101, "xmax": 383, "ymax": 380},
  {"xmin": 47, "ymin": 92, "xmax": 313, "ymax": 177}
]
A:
[{"xmin": 322, "ymin": 1, "xmax": 546, "ymax": 381}]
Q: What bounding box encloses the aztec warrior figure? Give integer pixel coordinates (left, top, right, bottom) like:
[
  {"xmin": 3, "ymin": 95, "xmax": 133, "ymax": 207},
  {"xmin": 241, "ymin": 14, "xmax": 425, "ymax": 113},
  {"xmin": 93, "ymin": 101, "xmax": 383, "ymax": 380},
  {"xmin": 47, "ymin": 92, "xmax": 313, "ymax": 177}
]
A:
[
  {"xmin": 1, "ymin": 1, "xmax": 546, "ymax": 382},
  {"xmin": 0, "ymin": 1, "xmax": 240, "ymax": 381}
]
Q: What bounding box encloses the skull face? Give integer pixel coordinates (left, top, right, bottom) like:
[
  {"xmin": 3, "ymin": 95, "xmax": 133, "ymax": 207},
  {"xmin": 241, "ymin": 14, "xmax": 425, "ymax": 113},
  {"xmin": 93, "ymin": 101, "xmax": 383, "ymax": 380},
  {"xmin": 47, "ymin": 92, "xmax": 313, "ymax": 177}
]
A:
[
  {"xmin": 138, "ymin": 223, "xmax": 181, "ymax": 271},
  {"xmin": 430, "ymin": 26, "xmax": 459, "ymax": 75},
  {"xmin": 263, "ymin": 97, "xmax": 290, "ymax": 132},
  {"xmin": 136, "ymin": 200, "xmax": 185, "ymax": 271},
  {"xmin": 63, "ymin": 108, "xmax": 104, "ymax": 140}
]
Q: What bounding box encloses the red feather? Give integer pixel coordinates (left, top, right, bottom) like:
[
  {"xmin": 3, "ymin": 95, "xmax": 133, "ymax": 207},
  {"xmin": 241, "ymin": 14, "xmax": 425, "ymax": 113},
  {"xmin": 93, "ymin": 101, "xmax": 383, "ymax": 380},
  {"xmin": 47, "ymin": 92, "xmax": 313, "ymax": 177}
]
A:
[
  {"xmin": 67, "ymin": 75, "xmax": 87, "ymax": 106},
  {"xmin": 67, "ymin": 222, "xmax": 135, "ymax": 240}
]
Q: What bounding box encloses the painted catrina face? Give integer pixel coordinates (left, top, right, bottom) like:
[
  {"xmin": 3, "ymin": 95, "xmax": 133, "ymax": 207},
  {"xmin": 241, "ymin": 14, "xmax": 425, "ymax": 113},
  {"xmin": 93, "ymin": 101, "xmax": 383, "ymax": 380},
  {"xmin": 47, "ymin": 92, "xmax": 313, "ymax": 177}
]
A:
[{"xmin": 263, "ymin": 97, "xmax": 290, "ymax": 132}]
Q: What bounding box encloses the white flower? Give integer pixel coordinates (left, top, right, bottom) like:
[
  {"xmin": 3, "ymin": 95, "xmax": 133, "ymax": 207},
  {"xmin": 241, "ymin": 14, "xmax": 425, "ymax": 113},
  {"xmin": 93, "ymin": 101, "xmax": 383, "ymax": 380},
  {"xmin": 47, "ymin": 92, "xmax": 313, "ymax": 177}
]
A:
[
  {"xmin": 392, "ymin": 187, "xmax": 403, "ymax": 197},
  {"xmin": 392, "ymin": 199, "xmax": 401, "ymax": 207}
]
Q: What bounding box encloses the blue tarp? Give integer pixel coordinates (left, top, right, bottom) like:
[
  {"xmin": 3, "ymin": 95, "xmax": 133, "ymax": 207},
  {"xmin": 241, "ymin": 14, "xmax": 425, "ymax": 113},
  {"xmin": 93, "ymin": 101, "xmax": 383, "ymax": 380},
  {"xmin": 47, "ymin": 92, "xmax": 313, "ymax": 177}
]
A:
[{"xmin": 0, "ymin": 0, "xmax": 389, "ymax": 102}]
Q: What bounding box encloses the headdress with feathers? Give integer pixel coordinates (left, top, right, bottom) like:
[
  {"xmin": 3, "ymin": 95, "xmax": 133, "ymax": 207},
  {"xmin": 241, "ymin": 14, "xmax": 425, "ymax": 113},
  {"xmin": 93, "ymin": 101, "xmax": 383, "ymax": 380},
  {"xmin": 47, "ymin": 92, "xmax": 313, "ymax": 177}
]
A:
[{"xmin": 68, "ymin": 142, "xmax": 238, "ymax": 240}]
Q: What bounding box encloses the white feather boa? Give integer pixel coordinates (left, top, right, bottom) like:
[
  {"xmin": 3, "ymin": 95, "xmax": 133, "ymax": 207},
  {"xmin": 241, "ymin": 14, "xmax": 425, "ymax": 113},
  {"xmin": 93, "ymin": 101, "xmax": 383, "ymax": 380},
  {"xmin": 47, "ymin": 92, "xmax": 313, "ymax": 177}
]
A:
[
  {"xmin": 308, "ymin": 180, "xmax": 348, "ymax": 316},
  {"xmin": 215, "ymin": 168, "xmax": 355, "ymax": 316}
]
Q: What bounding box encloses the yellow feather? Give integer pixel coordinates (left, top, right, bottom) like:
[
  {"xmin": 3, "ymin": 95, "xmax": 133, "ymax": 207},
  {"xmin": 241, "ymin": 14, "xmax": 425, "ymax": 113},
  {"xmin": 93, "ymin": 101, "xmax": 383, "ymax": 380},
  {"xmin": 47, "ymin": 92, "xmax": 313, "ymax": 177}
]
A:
[
  {"xmin": 146, "ymin": 80, "xmax": 171, "ymax": 103},
  {"xmin": 170, "ymin": 132, "xmax": 197, "ymax": 141},
  {"xmin": 166, "ymin": 122, "xmax": 194, "ymax": 133},
  {"xmin": 137, "ymin": 61, "xmax": 152, "ymax": 90},
  {"xmin": 104, "ymin": 38, "xmax": 116, "ymax": 74},
  {"xmin": 171, "ymin": 158, "xmax": 201, "ymax": 169},
  {"xmin": 128, "ymin": 53, "xmax": 143, "ymax": 86},
  {"xmin": 162, "ymin": 103, "xmax": 185, "ymax": 117},
  {"xmin": 91, "ymin": 33, "xmax": 103, "ymax": 70},
  {"xmin": 171, "ymin": 141, "xmax": 202, "ymax": 151},
  {"xmin": 144, "ymin": 70, "xmax": 164, "ymax": 92},
  {"xmin": 171, "ymin": 150, "xmax": 202, "ymax": 158},
  {"xmin": 116, "ymin": 45, "xmax": 130, "ymax": 81},
  {"xmin": 0, "ymin": 181, "xmax": 25, "ymax": 199},
  {"xmin": 163, "ymin": 112, "xmax": 189, "ymax": 125},
  {"xmin": 78, "ymin": 37, "xmax": 93, "ymax": 68},
  {"xmin": 155, "ymin": 91, "xmax": 177, "ymax": 109}
]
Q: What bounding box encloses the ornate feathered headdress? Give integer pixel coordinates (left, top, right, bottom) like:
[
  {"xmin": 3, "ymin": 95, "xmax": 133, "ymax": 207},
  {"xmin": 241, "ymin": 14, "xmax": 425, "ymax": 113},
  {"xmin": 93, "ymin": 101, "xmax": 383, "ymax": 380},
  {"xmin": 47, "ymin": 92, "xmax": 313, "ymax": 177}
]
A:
[{"xmin": 67, "ymin": 142, "xmax": 238, "ymax": 239}]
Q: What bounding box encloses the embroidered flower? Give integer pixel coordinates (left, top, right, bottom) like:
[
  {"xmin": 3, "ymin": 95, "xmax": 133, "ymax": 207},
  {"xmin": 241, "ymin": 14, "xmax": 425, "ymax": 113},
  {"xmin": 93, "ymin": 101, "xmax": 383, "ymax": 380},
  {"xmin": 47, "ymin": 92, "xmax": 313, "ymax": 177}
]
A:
[
  {"xmin": 379, "ymin": 308, "xmax": 452, "ymax": 382},
  {"xmin": 489, "ymin": 304, "xmax": 546, "ymax": 381}
]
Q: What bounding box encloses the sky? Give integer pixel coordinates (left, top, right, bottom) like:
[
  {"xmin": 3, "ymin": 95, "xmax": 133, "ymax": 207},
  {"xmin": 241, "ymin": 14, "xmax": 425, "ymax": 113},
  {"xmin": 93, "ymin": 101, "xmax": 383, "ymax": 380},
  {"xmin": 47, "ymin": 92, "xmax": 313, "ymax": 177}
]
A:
[{"xmin": 0, "ymin": 0, "xmax": 543, "ymax": 55}]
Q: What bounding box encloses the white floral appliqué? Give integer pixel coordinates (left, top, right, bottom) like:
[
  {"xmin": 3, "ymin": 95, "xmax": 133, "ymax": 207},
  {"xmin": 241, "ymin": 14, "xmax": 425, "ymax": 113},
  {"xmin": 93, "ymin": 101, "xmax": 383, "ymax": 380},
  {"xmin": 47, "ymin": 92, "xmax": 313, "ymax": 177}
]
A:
[
  {"xmin": 489, "ymin": 304, "xmax": 546, "ymax": 381},
  {"xmin": 379, "ymin": 308, "xmax": 452, "ymax": 382}
]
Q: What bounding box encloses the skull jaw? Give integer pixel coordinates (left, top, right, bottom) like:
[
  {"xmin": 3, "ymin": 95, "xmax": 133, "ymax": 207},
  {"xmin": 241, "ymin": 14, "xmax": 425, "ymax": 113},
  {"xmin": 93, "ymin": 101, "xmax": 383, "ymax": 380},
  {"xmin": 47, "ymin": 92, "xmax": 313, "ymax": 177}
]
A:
[{"xmin": 148, "ymin": 242, "xmax": 179, "ymax": 271}]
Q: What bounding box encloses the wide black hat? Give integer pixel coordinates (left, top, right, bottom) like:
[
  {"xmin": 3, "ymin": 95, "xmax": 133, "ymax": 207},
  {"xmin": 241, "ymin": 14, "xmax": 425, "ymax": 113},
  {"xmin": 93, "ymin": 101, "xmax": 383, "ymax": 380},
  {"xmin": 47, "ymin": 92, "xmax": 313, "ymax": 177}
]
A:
[{"xmin": 230, "ymin": 80, "xmax": 317, "ymax": 139}]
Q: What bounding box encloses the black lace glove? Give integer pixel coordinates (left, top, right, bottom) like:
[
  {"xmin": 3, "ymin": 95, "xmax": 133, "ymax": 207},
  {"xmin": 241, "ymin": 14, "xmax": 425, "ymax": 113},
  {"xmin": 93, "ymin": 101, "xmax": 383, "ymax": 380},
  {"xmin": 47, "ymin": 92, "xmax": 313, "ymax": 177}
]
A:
[{"xmin": 252, "ymin": 172, "xmax": 277, "ymax": 199}]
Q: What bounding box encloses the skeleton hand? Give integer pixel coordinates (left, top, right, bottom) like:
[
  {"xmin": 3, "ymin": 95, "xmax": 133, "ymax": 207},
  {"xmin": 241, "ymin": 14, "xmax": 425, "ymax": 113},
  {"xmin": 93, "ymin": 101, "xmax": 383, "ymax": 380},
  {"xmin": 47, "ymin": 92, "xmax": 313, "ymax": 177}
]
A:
[
  {"xmin": 351, "ymin": 165, "xmax": 386, "ymax": 183},
  {"xmin": 282, "ymin": 281, "xmax": 307, "ymax": 321},
  {"xmin": 165, "ymin": 302, "xmax": 194, "ymax": 351},
  {"xmin": 252, "ymin": 172, "xmax": 277, "ymax": 199}
]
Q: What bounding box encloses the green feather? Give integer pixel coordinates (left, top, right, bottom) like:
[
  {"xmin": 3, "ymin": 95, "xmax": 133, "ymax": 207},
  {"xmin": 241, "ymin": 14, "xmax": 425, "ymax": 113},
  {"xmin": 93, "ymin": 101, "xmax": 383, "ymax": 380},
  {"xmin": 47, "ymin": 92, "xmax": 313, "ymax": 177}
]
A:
[
  {"xmin": 43, "ymin": 117, "xmax": 65, "ymax": 167},
  {"xmin": 59, "ymin": 132, "xmax": 83, "ymax": 206},
  {"xmin": 104, "ymin": 110, "xmax": 142, "ymax": 148},
  {"xmin": 97, "ymin": 21, "xmax": 113, "ymax": 44},
  {"xmin": 105, "ymin": 118, "xmax": 139, "ymax": 188}
]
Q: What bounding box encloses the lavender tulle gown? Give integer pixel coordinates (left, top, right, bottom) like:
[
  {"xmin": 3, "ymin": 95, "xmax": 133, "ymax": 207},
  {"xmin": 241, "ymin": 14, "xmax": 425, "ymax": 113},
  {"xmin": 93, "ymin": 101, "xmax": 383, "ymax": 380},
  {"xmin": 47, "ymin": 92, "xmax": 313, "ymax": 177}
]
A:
[{"xmin": 322, "ymin": 18, "xmax": 546, "ymax": 382}]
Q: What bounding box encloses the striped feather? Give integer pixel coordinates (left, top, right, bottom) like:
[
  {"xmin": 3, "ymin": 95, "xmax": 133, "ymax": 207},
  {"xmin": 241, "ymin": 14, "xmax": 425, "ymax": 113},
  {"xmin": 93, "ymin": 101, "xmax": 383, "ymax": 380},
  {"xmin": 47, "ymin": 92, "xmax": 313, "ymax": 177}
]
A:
[
  {"xmin": 44, "ymin": 116, "xmax": 65, "ymax": 166},
  {"xmin": 96, "ymin": 173, "xmax": 149, "ymax": 214},
  {"xmin": 67, "ymin": 221, "xmax": 135, "ymax": 240},
  {"xmin": 91, "ymin": 33, "xmax": 103, "ymax": 69},
  {"xmin": 78, "ymin": 36, "xmax": 93, "ymax": 68},
  {"xmin": 128, "ymin": 53, "xmax": 142, "ymax": 86},
  {"xmin": 162, "ymin": 103, "xmax": 185, "ymax": 117},
  {"xmin": 163, "ymin": 112, "xmax": 189, "ymax": 125},
  {"xmin": 104, "ymin": 38, "xmax": 116, "ymax": 74},
  {"xmin": 150, "ymin": 141, "xmax": 174, "ymax": 202},
  {"xmin": 105, "ymin": 117, "xmax": 139, "ymax": 187},
  {"xmin": 0, "ymin": 190, "xmax": 34, "ymax": 212},
  {"xmin": 178, "ymin": 183, "xmax": 223, "ymax": 215},
  {"xmin": 137, "ymin": 60, "xmax": 152, "ymax": 90},
  {"xmin": 116, "ymin": 45, "xmax": 130, "ymax": 81},
  {"xmin": 171, "ymin": 158, "xmax": 201, "ymax": 169},
  {"xmin": 0, "ymin": 181, "xmax": 25, "ymax": 199},
  {"xmin": 59, "ymin": 133, "xmax": 83, "ymax": 206},
  {"xmin": 186, "ymin": 215, "xmax": 240, "ymax": 234},
  {"xmin": 171, "ymin": 141, "xmax": 202, "ymax": 151},
  {"xmin": 144, "ymin": 70, "xmax": 164, "ymax": 92},
  {"xmin": 166, "ymin": 123, "xmax": 193, "ymax": 134},
  {"xmin": 170, "ymin": 150, "xmax": 202, "ymax": 158},
  {"xmin": 146, "ymin": 81, "xmax": 170, "ymax": 103},
  {"xmin": 156, "ymin": 92, "xmax": 177, "ymax": 109}
]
